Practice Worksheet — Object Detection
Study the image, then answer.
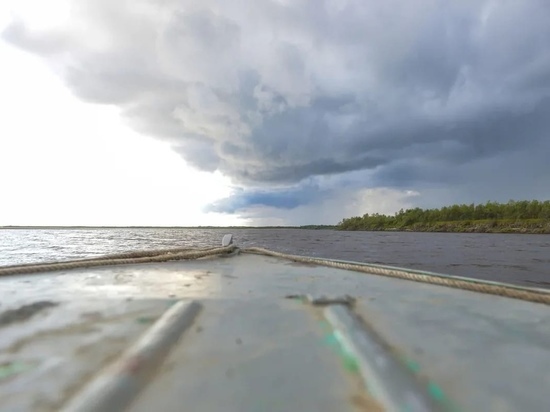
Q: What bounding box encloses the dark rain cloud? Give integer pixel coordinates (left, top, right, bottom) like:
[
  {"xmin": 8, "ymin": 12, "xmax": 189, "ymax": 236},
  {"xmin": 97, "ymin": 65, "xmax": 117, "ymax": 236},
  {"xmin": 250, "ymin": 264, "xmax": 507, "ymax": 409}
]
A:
[
  {"xmin": 206, "ymin": 180, "xmax": 332, "ymax": 213},
  {"xmin": 3, "ymin": 0, "xmax": 550, "ymax": 215}
]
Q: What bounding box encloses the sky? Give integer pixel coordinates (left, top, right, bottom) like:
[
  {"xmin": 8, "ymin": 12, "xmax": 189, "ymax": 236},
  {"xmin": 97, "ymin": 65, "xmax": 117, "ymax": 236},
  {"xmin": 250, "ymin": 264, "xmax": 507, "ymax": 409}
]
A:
[{"xmin": 1, "ymin": 0, "xmax": 549, "ymax": 226}]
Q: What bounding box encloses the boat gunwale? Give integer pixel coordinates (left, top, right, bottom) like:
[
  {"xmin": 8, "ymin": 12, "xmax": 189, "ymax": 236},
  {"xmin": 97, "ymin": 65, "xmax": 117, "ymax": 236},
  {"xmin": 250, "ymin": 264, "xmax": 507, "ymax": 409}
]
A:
[{"xmin": 241, "ymin": 249, "xmax": 550, "ymax": 295}]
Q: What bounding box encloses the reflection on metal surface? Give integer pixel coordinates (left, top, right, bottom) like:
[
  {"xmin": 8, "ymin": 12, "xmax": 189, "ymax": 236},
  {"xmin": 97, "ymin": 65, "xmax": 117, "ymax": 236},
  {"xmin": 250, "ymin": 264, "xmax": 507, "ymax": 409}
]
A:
[
  {"xmin": 62, "ymin": 300, "xmax": 202, "ymax": 412},
  {"xmin": 0, "ymin": 252, "xmax": 549, "ymax": 411}
]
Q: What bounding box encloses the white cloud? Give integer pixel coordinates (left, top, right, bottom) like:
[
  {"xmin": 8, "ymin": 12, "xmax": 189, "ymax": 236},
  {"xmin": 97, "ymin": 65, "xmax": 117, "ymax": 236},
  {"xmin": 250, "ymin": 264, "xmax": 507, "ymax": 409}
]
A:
[{"xmin": 0, "ymin": 40, "xmax": 242, "ymax": 226}]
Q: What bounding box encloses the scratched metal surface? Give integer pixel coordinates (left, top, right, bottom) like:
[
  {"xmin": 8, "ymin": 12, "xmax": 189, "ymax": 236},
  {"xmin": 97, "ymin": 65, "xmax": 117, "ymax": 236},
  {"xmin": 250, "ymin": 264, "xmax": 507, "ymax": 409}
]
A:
[
  {"xmin": 130, "ymin": 299, "xmax": 371, "ymax": 412},
  {"xmin": 0, "ymin": 297, "xmax": 172, "ymax": 412},
  {"xmin": 1, "ymin": 253, "xmax": 549, "ymax": 411}
]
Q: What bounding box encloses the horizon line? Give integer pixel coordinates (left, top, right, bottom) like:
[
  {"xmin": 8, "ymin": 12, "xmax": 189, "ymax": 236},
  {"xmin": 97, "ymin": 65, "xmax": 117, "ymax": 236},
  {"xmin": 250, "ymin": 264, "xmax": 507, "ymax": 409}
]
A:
[{"xmin": 0, "ymin": 225, "xmax": 336, "ymax": 229}]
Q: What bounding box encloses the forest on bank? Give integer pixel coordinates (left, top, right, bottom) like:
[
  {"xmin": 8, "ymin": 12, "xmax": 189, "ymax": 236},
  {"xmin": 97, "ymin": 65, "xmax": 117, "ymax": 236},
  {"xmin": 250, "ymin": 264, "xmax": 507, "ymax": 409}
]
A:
[{"xmin": 338, "ymin": 200, "xmax": 550, "ymax": 233}]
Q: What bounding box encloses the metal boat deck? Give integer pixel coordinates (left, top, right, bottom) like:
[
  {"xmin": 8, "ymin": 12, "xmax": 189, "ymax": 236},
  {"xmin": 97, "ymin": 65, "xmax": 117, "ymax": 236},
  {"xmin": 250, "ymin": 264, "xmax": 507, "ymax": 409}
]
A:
[{"xmin": 1, "ymin": 251, "xmax": 549, "ymax": 411}]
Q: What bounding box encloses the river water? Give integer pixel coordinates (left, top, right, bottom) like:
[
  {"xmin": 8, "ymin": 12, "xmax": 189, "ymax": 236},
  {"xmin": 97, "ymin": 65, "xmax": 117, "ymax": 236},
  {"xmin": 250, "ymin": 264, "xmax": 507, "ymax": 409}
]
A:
[{"xmin": 0, "ymin": 228, "xmax": 549, "ymax": 288}]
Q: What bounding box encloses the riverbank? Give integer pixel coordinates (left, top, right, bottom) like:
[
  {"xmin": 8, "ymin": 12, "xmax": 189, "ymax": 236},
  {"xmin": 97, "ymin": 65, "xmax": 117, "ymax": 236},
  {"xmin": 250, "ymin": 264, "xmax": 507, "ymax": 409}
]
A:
[{"xmin": 339, "ymin": 219, "xmax": 550, "ymax": 234}]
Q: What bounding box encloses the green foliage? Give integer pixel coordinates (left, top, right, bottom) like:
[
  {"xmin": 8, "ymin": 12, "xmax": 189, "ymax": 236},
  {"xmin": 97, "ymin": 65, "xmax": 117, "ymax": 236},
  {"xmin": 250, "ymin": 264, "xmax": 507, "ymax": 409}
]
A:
[
  {"xmin": 298, "ymin": 225, "xmax": 337, "ymax": 230},
  {"xmin": 338, "ymin": 200, "xmax": 550, "ymax": 233}
]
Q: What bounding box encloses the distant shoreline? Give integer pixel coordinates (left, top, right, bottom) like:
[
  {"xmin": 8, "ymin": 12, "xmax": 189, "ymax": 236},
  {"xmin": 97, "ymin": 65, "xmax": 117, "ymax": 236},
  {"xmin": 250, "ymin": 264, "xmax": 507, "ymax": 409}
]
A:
[
  {"xmin": 0, "ymin": 225, "xmax": 336, "ymax": 230},
  {"xmin": 337, "ymin": 219, "xmax": 550, "ymax": 234},
  {"xmin": 2, "ymin": 225, "xmax": 548, "ymax": 234},
  {"xmin": 338, "ymin": 200, "xmax": 550, "ymax": 234}
]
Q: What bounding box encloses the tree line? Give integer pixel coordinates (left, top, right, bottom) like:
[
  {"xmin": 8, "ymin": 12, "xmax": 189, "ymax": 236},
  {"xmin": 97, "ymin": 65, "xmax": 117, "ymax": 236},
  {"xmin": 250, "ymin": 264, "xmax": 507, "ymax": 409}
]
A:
[{"xmin": 338, "ymin": 200, "xmax": 550, "ymax": 231}]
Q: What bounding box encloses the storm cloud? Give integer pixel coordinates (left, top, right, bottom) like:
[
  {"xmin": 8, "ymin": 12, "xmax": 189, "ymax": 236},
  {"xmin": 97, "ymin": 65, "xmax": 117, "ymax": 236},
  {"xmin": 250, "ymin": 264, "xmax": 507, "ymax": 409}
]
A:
[{"xmin": 4, "ymin": 0, "xmax": 550, "ymax": 219}]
